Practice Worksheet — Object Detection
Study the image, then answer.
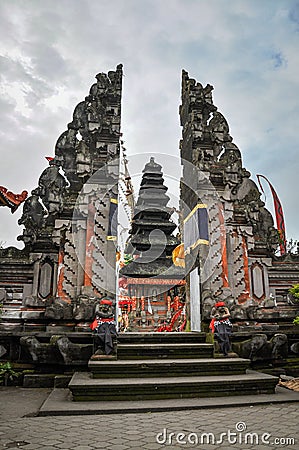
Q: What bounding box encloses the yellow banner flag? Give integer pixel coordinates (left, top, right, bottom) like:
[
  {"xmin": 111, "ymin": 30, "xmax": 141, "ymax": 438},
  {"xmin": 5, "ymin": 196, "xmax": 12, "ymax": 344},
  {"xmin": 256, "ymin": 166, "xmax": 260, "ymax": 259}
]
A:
[{"xmin": 172, "ymin": 243, "xmax": 185, "ymax": 267}]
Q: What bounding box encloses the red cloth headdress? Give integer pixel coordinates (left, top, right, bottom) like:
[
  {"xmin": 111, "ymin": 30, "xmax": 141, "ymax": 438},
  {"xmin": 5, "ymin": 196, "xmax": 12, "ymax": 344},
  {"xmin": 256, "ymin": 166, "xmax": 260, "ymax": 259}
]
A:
[
  {"xmin": 215, "ymin": 301, "xmax": 225, "ymax": 308},
  {"xmin": 100, "ymin": 299, "xmax": 113, "ymax": 306}
]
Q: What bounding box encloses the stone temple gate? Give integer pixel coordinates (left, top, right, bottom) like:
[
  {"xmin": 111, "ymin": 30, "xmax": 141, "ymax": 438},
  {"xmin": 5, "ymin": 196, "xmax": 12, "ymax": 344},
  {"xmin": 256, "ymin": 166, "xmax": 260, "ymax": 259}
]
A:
[
  {"xmin": 179, "ymin": 70, "xmax": 299, "ymax": 330},
  {"xmin": 0, "ymin": 64, "xmax": 123, "ymax": 333},
  {"xmin": 0, "ymin": 65, "xmax": 298, "ymax": 371}
]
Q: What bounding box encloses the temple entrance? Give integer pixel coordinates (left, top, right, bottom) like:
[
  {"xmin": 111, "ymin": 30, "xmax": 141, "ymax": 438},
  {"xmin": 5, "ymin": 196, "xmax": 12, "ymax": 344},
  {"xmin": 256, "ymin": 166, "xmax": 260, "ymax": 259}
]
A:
[
  {"xmin": 118, "ymin": 157, "xmax": 186, "ymax": 332},
  {"xmin": 118, "ymin": 279, "xmax": 186, "ymax": 332}
]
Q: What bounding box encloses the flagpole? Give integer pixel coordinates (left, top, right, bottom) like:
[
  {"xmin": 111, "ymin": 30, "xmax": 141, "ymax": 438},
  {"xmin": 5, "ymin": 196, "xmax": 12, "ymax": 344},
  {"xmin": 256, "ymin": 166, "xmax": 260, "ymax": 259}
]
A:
[{"xmin": 256, "ymin": 174, "xmax": 287, "ymax": 255}]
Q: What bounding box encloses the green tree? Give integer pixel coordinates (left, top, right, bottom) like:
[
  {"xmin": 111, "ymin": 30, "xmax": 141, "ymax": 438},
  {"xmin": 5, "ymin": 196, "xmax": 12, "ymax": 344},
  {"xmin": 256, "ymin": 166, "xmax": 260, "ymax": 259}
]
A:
[
  {"xmin": 0, "ymin": 362, "xmax": 20, "ymax": 386},
  {"xmin": 289, "ymin": 284, "xmax": 299, "ymax": 303}
]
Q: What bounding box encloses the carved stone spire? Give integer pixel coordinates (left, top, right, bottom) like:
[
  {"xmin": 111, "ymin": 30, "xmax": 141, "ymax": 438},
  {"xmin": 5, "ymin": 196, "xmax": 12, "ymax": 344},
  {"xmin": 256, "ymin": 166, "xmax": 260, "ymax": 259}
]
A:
[
  {"xmin": 180, "ymin": 70, "xmax": 279, "ymax": 313},
  {"xmin": 18, "ymin": 65, "xmax": 123, "ymax": 250}
]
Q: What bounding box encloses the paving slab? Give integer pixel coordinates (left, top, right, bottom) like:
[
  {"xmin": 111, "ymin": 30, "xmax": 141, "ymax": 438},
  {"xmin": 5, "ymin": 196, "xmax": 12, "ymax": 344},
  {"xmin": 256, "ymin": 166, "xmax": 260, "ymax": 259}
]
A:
[
  {"xmin": 39, "ymin": 385, "xmax": 299, "ymax": 416},
  {"xmin": 0, "ymin": 386, "xmax": 51, "ymax": 418}
]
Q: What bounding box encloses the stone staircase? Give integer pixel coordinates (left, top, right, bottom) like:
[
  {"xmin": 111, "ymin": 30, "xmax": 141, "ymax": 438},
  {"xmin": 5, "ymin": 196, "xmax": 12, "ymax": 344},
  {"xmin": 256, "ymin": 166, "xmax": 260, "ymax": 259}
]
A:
[{"xmin": 68, "ymin": 332, "xmax": 279, "ymax": 402}]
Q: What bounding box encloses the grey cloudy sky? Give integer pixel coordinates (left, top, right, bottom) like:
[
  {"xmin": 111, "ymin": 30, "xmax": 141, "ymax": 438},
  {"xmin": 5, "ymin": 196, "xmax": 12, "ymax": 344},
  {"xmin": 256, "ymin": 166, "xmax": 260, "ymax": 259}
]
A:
[{"xmin": 0, "ymin": 0, "xmax": 298, "ymax": 247}]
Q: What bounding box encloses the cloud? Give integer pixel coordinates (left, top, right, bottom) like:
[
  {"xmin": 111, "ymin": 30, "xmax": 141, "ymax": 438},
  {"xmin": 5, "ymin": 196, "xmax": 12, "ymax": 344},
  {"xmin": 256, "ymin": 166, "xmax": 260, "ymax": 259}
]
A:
[
  {"xmin": 289, "ymin": 2, "xmax": 299, "ymax": 28},
  {"xmin": 0, "ymin": 0, "xmax": 299, "ymax": 246},
  {"xmin": 271, "ymin": 51, "xmax": 287, "ymax": 68}
]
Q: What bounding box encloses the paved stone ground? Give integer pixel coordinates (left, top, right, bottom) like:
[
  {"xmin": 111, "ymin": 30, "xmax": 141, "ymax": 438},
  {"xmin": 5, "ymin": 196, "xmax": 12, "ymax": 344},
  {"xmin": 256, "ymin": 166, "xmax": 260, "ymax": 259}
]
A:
[{"xmin": 0, "ymin": 388, "xmax": 298, "ymax": 449}]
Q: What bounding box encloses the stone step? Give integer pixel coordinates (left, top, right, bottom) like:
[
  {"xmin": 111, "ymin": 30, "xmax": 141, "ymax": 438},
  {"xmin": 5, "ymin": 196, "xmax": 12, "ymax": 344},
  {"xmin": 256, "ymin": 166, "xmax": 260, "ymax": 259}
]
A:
[
  {"xmin": 116, "ymin": 343, "xmax": 214, "ymax": 359},
  {"xmin": 69, "ymin": 371, "xmax": 279, "ymax": 402},
  {"xmin": 39, "ymin": 385, "xmax": 299, "ymax": 416},
  {"xmin": 89, "ymin": 357, "xmax": 250, "ymax": 378},
  {"xmin": 118, "ymin": 332, "xmax": 206, "ymax": 344}
]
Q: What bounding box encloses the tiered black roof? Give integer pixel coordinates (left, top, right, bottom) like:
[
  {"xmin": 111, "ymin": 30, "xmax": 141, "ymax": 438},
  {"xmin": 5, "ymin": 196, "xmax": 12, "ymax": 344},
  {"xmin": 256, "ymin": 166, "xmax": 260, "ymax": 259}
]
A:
[{"xmin": 120, "ymin": 157, "xmax": 183, "ymax": 278}]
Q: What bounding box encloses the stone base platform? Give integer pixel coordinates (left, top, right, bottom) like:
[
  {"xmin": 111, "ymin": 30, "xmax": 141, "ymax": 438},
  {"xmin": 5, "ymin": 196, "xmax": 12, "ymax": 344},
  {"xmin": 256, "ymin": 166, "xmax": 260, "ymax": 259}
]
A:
[
  {"xmin": 69, "ymin": 370, "xmax": 278, "ymax": 402},
  {"xmin": 38, "ymin": 385, "xmax": 299, "ymax": 416}
]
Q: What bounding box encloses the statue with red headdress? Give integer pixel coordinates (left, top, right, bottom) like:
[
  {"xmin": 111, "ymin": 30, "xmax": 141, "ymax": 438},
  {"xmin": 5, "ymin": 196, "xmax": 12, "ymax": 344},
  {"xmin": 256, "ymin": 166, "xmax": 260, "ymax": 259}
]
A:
[
  {"xmin": 90, "ymin": 297, "xmax": 117, "ymax": 359},
  {"xmin": 209, "ymin": 301, "xmax": 232, "ymax": 356}
]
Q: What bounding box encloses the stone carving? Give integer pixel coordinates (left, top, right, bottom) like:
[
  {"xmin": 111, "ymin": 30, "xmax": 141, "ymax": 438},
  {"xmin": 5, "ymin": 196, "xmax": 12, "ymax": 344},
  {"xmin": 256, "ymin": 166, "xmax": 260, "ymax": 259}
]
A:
[
  {"xmin": 220, "ymin": 149, "xmax": 275, "ymax": 249},
  {"xmin": 61, "ymin": 225, "xmax": 78, "ymax": 301},
  {"xmin": 94, "ymin": 297, "xmax": 115, "ymax": 321},
  {"xmin": 71, "ymin": 101, "xmax": 89, "ymax": 135},
  {"xmin": 38, "ymin": 159, "xmax": 67, "ymax": 216},
  {"xmin": 0, "ymin": 246, "xmax": 27, "ymax": 259},
  {"xmin": 66, "ymin": 64, "xmax": 123, "ymax": 160},
  {"xmin": 210, "ymin": 301, "xmax": 232, "ymax": 356},
  {"xmin": 232, "ymin": 170, "xmax": 278, "ymax": 250},
  {"xmin": 234, "ymin": 333, "xmax": 288, "ymax": 361},
  {"xmin": 271, "ymin": 333, "xmax": 288, "ymax": 359},
  {"xmin": 234, "ymin": 170, "xmax": 259, "ymax": 203},
  {"xmin": 20, "ymin": 335, "xmax": 92, "ymax": 365},
  {"xmin": 20, "ymin": 336, "xmax": 62, "ymax": 364},
  {"xmin": 230, "ymin": 304, "xmax": 248, "ymax": 320},
  {"xmin": 73, "ymin": 294, "xmax": 96, "ymax": 322},
  {"xmin": 201, "ymin": 290, "xmax": 215, "ymax": 320},
  {"xmin": 291, "ymin": 342, "xmax": 299, "ymax": 354},
  {"xmin": 18, "ymin": 189, "xmax": 47, "ymax": 243},
  {"xmin": 209, "ymin": 111, "xmax": 230, "ymax": 135},
  {"xmin": 246, "ymin": 305, "xmax": 265, "ymax": 321},
  {"xmin": 18, "ymin": 189, "xmax": 46, "ymax": 227},
  {"xmin": 91, "ymin": 298, "xmax": 117, "ymax": 357},
  {"xmin": 23, "ymin": 296, "xmax": 46, "ymax": 308},
  {"xmin": 55, "ymin": 127, "xmax": 79, "ymax": 190},
  {"xmin": 220, "ymin": 144, "xmax": 243, "ymax": 198},
  {"xmin": 209, "ymin": 112, "xmax": 232, "ymax": 158},
  {"xmin": 260, "ymin": 295, "xmax": 277, "ymax": 308},
  {"xmin": 92, "ymin": 68, "xmax": 122, "ymax": 98},
  {"xmin": 51, "ymin": 335, "xmax": 93, "ymax": 365},
  {"xmin": 222, "ymin": 159, "xmax": 279, "ymax": 253},
  {"xmin": 44, "ymin": 298, "xmax": 73, "ymax": 320},
  {"xmin": 76, "ymin": 140, "xmax": 91, "ymax": 179}
]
